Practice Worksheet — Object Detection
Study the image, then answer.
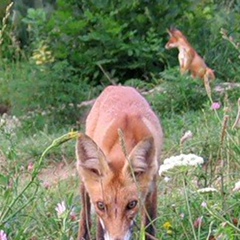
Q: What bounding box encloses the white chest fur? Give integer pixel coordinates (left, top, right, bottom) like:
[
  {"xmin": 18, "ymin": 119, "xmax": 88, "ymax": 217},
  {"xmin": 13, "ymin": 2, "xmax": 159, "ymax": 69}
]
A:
[{"xmin": 178, "ymin": 47, "xmax": 188, "ymax": 67}]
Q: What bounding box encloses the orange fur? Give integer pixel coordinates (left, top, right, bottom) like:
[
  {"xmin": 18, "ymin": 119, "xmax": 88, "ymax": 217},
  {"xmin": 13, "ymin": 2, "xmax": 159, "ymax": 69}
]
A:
[
  {"xmin": 165, "ymin": 28, "xmax": 215, "ymax": 82},
  {"xmin": 76, "ymin": 86, "xmax": 164, "ymax": 240}
]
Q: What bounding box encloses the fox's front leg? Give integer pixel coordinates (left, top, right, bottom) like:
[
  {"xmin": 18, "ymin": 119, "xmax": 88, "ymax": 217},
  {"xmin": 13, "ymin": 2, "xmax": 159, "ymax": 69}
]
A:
[
  {"xmin": 144, "ymin": 177, "xmax": 158, "ymax": 240},
  {"xmin": 78, "ymin": 184, "xmax": 92, "ymax": 240},
  {"xmin": 180, "ymin": 62, "xmax": 190, "ymax": 75}
]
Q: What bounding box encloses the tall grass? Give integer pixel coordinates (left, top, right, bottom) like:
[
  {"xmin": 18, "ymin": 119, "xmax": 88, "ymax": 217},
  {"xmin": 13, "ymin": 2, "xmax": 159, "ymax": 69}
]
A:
[
  {"xmin": 0, "ymin": 1, "xmax": 239, "ymax": 239},
  {"xmin": 0, "ymin": 81, "xmax": 239, "ymax": 239}
]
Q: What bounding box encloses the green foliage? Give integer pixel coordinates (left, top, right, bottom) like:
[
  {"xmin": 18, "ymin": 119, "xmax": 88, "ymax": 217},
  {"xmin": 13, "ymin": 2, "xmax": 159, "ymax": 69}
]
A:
[
  {"xmin": 2, "ymin": 0, "xmax": 240, "ymax": 81},
  {"xmin": 22, "ymin": 8, "xmax": 48, "ymax": 48},
  {"xmin": 30, "ymin": 2, "xmax": 240, "ymax": 87},
  {"xmin": 0, "ymin": 59, "xmax": 98, "ymax": 130},
  {"xmin": 148, "ymin": 68, "xmax": 208, "ymax": 117},
  {"xmin": 37, "ymin": 0, "xmax": 205, "ymax": 85}
]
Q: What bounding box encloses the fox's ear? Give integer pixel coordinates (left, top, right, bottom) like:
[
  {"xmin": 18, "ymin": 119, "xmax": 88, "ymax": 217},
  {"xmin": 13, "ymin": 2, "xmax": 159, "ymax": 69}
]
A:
[
  {"xmin": 76, "ymin": 134, "xmax": 110, "ymax": 179},
  {"xmin": 170, "ymin": 25, "xmax": 177, "ymax": 31},
  {"xmin": 127, "ymin": 137, "xmax": 157, "ymax": 178}
]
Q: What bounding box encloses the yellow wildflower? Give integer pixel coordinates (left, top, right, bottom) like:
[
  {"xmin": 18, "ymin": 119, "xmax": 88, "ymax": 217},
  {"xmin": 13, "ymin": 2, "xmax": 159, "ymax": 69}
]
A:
[
  {"xmin": 163, "ymin": 221, "xmax": 172, "ymax": 230},
  {"xmin": 31, "ymin": 43, "xmax": 55, "ymax": 65},
  {"xmin": 163, "ymin": 221, "xmax": 173, "ymax": 235}
]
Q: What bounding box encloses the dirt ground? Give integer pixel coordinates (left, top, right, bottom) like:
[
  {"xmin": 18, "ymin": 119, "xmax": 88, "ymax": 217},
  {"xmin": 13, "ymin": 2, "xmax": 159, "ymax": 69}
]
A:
[{"xmin": 38, "ymin": 161, "xmax": 78, "ymax": 187}]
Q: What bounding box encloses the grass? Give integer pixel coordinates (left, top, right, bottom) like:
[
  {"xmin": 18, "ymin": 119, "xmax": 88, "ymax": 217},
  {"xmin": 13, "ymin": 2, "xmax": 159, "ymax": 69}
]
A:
[
  {"xmin": 0, "ymin": 11, "xmax": 240, "ymax": 238},
  {"xmin": 0, "ymin": 81, "xmax": 239, "ymax": 239},
  {"xmin": 155, "ymin": 100, "xmax": 240, "ymax": 239},
  {"xmin": 0, "ymin": 1, "xmax": 239, "ymax": 238}
]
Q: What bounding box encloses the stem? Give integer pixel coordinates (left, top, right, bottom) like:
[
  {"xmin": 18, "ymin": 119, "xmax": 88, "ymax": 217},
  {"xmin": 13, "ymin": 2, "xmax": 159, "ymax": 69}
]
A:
[
  {"xmin": 206, "ymin": 207, "xmax": 240, "ymax": 233},
  {"xmin": 206, "ymin": 221, "xmax": 215, "ymax": 240},
  {"xmin": 179, "ymin": 220, "xmax": 191, "ymax": 240},
  {"xmin": 183, "ymin": 177, "xmax": 198, "ymax": 240}
]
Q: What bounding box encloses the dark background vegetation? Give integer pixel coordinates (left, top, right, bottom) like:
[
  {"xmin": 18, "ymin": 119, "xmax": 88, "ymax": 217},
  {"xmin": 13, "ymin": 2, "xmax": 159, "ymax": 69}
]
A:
[{"xmin": 0, "ymin": 0, "xmax": 239, "ymax": 130}]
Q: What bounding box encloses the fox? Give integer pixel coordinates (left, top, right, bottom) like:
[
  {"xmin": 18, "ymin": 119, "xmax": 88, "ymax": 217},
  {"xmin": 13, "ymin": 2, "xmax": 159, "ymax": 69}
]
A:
[
  {"xmin": 76, "ymin": 85, "xmax": 164, "ymax": 240},
  {"xmin": 165, "ymin": 28, "xmax": 215, "ymax": 83}
]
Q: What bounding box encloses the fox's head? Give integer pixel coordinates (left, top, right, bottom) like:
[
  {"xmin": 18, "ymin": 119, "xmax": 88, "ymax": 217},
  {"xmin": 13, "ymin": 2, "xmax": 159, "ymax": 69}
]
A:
[
  {"xmin": 165, "ymin": 28, "xmax": 188, "ymax": 49},
  {"xmin": 76, "ymin": 134, "xmax": 157, "ymax": 240}
]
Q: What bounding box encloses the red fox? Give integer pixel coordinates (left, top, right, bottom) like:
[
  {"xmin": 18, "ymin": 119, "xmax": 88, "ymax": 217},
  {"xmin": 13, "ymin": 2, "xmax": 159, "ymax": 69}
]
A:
[
  {"xmin": 165, "ymin": 28, "xmax": 215, "ymax": 82},
  {"xmin": 76, "ymin": 86, "xmax": 164, "ymax": 240}
]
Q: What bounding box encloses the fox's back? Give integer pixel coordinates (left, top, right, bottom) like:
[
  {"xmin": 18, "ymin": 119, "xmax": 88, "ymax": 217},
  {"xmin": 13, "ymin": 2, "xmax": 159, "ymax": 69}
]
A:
[
  {"xmin": 86, "ymin": 86, "xmax": 163, "ymax": 168},
  {"xmin": 190, "ymin": 53, "xmax": 207, "ymax": 78}
]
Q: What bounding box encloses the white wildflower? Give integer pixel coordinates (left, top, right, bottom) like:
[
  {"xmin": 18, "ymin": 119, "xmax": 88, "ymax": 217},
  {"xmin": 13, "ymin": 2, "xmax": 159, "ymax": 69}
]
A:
[
  {"xmin": 163, "ymin": 176, "xmax": 171, "ymax": 182},
  {"xmin": 0, "ymin": 118, "xmax": 6, "ymax": 126},
  {"xmin": 197, "ymin": 187, "xmax": 218, "ymax": 193},
  {"xmin": 233, "ymin": 180, "xmax": 240, "ymax": 192},
  {"xmin": 159, "ymin": 154, "xmax": 204, "ymax": 176},
  {"xmin": 180, "ymin": 213, "xmax": 185, "ymax": 219}
]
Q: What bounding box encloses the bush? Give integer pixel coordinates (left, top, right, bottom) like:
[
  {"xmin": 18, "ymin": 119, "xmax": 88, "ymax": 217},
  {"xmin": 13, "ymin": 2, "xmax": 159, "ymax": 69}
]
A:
[
  {"xmin": 21, "ymin": 0, "xmax": 201, "ymax": 85},
  {"xmin": 148, "ymin": 68, "xmax": 209, "ymax": 117},
  {"xmin": 0, "ymin": 59, "xmax": 98, "ymax": 129}
]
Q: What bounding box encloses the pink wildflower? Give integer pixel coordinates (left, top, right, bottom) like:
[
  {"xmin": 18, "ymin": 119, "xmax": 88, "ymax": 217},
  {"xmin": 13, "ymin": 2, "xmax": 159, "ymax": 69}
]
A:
[
  {"xmin": 211, "ymin": 102, "xmax": 221, "ymax": 110},
  {"xmin": 55, "ymin": 201, "xmax": 66, "ymax": 217},
  {"xmin": 43, "ymin": 181, "xmax": 51, "ymax": 189},
  {"xmin": 0, "ymin": 230, "xmax": 7, "ymax": 240},
  {"xmin": 194, "ymin": 216, "xmax": 204, "ymax": 229},
  {"xmin": 27, "ymin": 162, "xmax": 34, "ymax": 172},
  {"xmin": 201, "ymin": 202, "xmax": 207, "ymax": 208}
]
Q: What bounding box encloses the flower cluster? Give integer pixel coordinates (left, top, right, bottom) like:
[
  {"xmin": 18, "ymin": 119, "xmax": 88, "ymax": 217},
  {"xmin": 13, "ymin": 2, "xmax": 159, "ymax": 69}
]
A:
[
  {"xmin": 31, "ymin": 44, "xmax": 54, "ymax": 65},
  {"xmin": 197, "ymin": 187, "xmax": 218, "ymax": 194},
  {"xmin": 159, "ymin": 154, "xmax": 204, "ymax": 176}
]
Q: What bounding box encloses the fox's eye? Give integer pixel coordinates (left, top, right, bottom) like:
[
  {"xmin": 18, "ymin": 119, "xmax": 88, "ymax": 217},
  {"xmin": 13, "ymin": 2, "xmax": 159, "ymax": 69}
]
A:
[
  {"xmin": 127, "ymin": 200, "xmax": 138, "ymax": 210},
  {"xmin": 96, "ymin": 201, "xmax": 106, "ymax": 211}
]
